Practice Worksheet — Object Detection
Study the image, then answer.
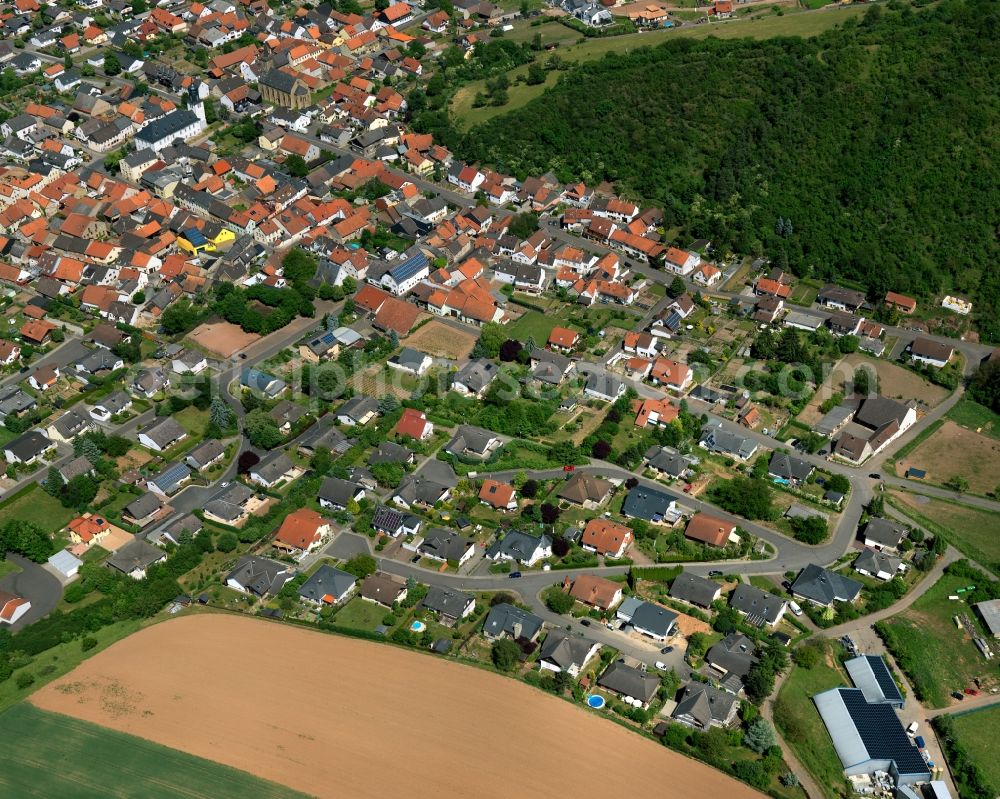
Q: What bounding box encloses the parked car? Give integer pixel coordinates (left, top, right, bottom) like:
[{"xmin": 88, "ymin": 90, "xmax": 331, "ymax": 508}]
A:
[
  {"xmin": 508, "ymin": 571, "xmax": 522, "ymax": 579},
  {"xmin": 580, "ymin": 619, "xmax": 591, "ymax": 627},
  {"xmin": 964, "ymin": 687, "xmax": 978, "ymax": 695},
  {"xmin": 683, "ymin": 483, "xmax": 693, "ymax": 493},
  {"xmin": 869, "ymin": 473, "xmax": 881, "ymax": 479},
  {"xmin": 660, "ymin": 646, "xmax": 673, "ymax": 654},
  {"xmin": 654, "ymin": 660, "xmax": 667, "ymax": 670},
  {"xmin": 951, "ymin": 691, "xmax": 965, "ymax": 701},
  {"xmin": 708, "ymin": 570, "xmax": 723, "ymax": 578},
  {"xmin": 563, "ymin": 464, "xmax": 575, "ymax": 472},
  {"xmin": 789, "ymin": 601, "xmax": 804, "ymax": 617}
]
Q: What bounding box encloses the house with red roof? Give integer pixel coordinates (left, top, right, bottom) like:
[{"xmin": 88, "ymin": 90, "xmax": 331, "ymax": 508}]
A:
[
  {"xmin": 273, "ymin": 508, "xmax": 331, "ymax": 554},
  {"xmin": 479, "ymin": 479, "xmax": 517, "ymax": 511},
  {"xmin": 395, "ymin": 407, "xmax": 434, "ymax": 440},
  {"xmin": 581, "ymin": 518, "xmax": 633, "ymax": 559},
  {"xmin": 547, "ymin": 326, "xmax": 579, "ymax": 353}
]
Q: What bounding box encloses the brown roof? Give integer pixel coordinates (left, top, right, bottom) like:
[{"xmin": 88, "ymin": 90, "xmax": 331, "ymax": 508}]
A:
[
  {"xmin": 478, "ymin": 479, "xmax": 515, "ymax": 509},
  {"xmin": 557, "ymin": 473, "xmax": 612, "ymax": 505},
  {"xmin": 568, "ymin": 574, "xmax": 621, "ymax": 609},
  {"xmin": 274, "ymin": 508, "xmax": 328, "ymax": 550},
  {"xmin": 910, "ymin": 337, "xmax": 953, "ymax": 362},
  {"xmin": 373, "ymin": 297, "xmax": 419, "ymax": 335},
  {"xmin": 581, "ymin": 518, "xmax": 632, "ymax": 556},
  {"xmin": 547, "ymin": 326, "xmax": 578, "ymax": 349},
  {"xmin": 684, "ymin": 512, "xmax": 736, "ymax": 547},
  {"xmin": 360, "ymin": 572, "xmax": 406, "ymax": 604}
]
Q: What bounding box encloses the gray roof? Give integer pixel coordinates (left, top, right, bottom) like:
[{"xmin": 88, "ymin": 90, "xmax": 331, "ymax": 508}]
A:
[
  {"xmin": 124, "ymin": 491, "xmax": 163, "ymax": 521},
  {"xmin": 50, "ymin": 408, "xmax": 91, "ymax": 439},
  {"xmin": 584, "ymin": 371, "xmax": 625, "ymax": 399},
  {"xmin": 815, "ymin": 405, "xmax": 855, "ymax": 436},
  {"xmin": 785, "ymin": 502, "xmax": 828, "ymax": 522},
  {"xmin": 628, "ymin": 602, "xmax": 677, "ymax": 638},
  {"xmin": 729, "ymin": 584, "xmax": 786, "ymax": 626},
  {"xmin": 318, "ymin": 476, "xmax": 362, "ymax": 508},
  {"xmin": 707, "ymin": 632, "xmax": 758, "ymax": 679},
  {"xmin": 297, "ymin": 415, "xmax": 352, "ymax": 453},
  {"xmin": 106, "ymin": 538, "xmax": 165, "ymax": 574},
  {"xmin": 227, "ymin": 555, "xmax": 292, "ymax": 597},
  {"xmin": 260, "ymin": 68, "xmax": 306, "ymax": 95},
  {"xmin": 422, "ymin": 586, "xmax": 474, "ymax": 620},
  {"xmin": 557, "ymin": 472, "xmax": 611, "ymax": 505},
  {"xmin": 298, "ymin": 564, "xmax": 356, "ymax": 603},
  {"xmin": 700, "ymin": 422, "xmax": 757, "ymax": 459},
  {"xmin": 135, "ymin": 109, "xmax": 199, "ymax": 146},
  {"xmin": 59, "ymin": 455, "xmax": 94, "ymax": 482},
  {"xmin": 622, "ymin": 485, "xmax": 674, "ymax": 522},
  {"xmin": 845, "ymin": 655, "xmax": 904, "ymax": 705},
  {"xmin": 672, "ymin": 681, "xmax": 738, "ymax": 728},
  {"xmin": 204, "ymin": 483, "xmax": 254, "ymax": 522},
  {"xmin": 645, "ymin": 446, "xmax": 688, "ymax": 477},
  {"xmin": 4, "ymin": 430, "xmax": 50, "ymax": 461},
  {"xmin": 485, "ymin": 530, "xmax": 550, "ymax": 563},
  {"xmin": 419, "ymin": 528, "xmax": 473, "ymax": 562},
  {"xmin": 185, "ymin": 438, "xmax": 226, "ymax": 469},
  {"xmin": 337, "ymin": 394, "xmax": 378, "ymax": 422},
  {"xmin": 538, "ymin": 629, "xmax": 597, "ymax": 671},
  {"xmin": 252, "ymin": 450, "xmax": 294, "ymax": 485},
  {"xmin": 597, "ymin": 661, "xmax": 659, "ymax": 704},
  {"xmin": 768, "ymin": 451, "xmax": 813, "ymax": 482},
  {"xmin": 482, "ymin": 603, "xmax": 543, "ymax": 641},
  {"xmin": 974, "ymin": 598, "xmax": 1000, "ymax": 637},
  {"xmin": 863, "ymin": 517, "xmax": 907, "ymax": 548},
  {"xmin": 392, "ymin": 347, "xmax": 428, "ymax": 371},
  {"xmin": 792, "ymin": 564, "xmax": 862, "ymax": 606},
  {"xmin": 668, "ymin": 572, "xmax": 720, "ymax": 607},
  {"xmin": 453, "ymin": 359, "xmax": 497, "ymax": 393},
  {"xmin": 854, "ymin": 548, "xmax": 902, "ymax": 577},
  {"xmin": 368, "ymin": 441, "xmax": 413, "ymax": 465},
  {"xmin": 48, "ymin": 548, "xmax": 83, "ymax": 575},
  {"xmin": 140, "ymin": 416, "xmax": 187, "ymax": 449},
  {"xmin": 854, "ymin": 397, "xmax": 910, "ymax": 430},
  {"xmin": 95, "ymin": 390, "xmax": 132, "ymax": 415},
  {"xmin": 530, "ymin": 348, "xmax": 572, "ymax": 385},
  {"xmin": 446, "ymin": 425, "xmax": 499, "ymax": 458}
]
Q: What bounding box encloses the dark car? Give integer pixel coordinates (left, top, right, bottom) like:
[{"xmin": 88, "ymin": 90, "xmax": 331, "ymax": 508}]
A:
[
  {"xmin": 238, "ymin": 353, "xmax": 247, "ymax": 359},
  {"xmin": 708, "ymin": 570, "xmax": 723, "ymax": 578},
  {"xmin": 509, "ymin": 571, "xmax": 522, "ymax": 579},
  {"xmin": 951, "ymin": 691, "xmax": 965, "ymax": 701},
  {"xmin": 869, "ymin": 473, "xmax": 881, "ymax": 479},
  {"xmin": 580, "ymin": 619, "xmax": 592, "ymax": 627},
  {"xmin": 660, "ymin": 646, "xmax": 674, "ymax": 654}
]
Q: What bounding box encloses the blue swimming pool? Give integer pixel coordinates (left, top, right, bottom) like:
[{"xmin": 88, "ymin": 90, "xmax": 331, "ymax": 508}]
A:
[
  {"xmin": 410, "ymin": 620, "xmax": 427, "ymax": 633},
  {"xmin": 586, "ymin": 695, "xmax": 606, "ymax": 709}
]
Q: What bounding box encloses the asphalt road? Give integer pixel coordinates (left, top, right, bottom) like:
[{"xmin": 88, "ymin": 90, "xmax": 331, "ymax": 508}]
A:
[{"xmin": 0, "ymin": 554, "xmax": 63, "ymax": 631}]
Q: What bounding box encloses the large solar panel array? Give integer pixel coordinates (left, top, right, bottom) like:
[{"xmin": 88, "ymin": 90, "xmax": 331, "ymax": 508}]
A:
[{"xmin": 839, "ymin": 689, "xmax": 928, "ymax": 777}]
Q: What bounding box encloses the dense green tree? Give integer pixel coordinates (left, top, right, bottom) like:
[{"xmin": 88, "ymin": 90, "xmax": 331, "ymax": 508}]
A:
[
  {"xmin": 243, "ymin": 409, "xmax": 283, "ymax": 449},
  {"xmin": 491, "ymin": 637, "xmax": 521, "ymax": 671}
]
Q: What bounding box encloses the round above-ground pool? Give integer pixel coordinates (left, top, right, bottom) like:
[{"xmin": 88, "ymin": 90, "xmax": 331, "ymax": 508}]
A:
[
  {"xmin": 586, "ymin": 695, "xmax": 606, "ymax": 709},
  {"xmin": 410, "ymin": 620, "xmax": 427, "ymax": 633}
]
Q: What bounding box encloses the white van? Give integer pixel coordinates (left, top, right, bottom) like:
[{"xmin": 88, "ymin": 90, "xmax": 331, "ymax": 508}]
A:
[
  {"xmin": 654, "ymin": 661, "xmax": 668, "ymax": 671},
  {"xmin": 906, "ymin": 721, "xmax": 919, "ymax": 736},
  {"xmin": 789, "ymin": 601, "xmax": 803, "ymax": 616}
]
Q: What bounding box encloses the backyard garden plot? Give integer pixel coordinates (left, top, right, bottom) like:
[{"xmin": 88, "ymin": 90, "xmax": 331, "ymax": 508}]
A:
[
  {"xmin": 403, "ymin": 319, "xmax": 478, "ymax": 360},
  {"xmin": 896, "ymin": 421, "xmax": 1000, "ymax": 495}
]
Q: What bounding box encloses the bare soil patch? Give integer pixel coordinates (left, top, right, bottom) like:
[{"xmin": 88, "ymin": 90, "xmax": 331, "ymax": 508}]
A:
[
  {"xmin": 897, "ymin": 421, "xmax": 1000, "ymax": 494},
  {"xmin": 187, "ymin": 321, "xmax": 260, "ymax": 359},
  {"xmin": 404, "ymin": 319, "xmax": 477, "ymax": 360},
  {"xmin": 31, "ymin": 614, "xmax": 765, "ymax": 799}
]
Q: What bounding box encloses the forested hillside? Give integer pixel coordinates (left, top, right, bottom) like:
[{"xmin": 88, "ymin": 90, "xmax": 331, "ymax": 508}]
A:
[{"xmin": 458, "ymin": 0, "xmax": 1000, "ymax": 338}]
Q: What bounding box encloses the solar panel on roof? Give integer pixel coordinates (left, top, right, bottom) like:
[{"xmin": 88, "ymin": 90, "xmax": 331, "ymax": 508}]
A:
[
  {"xmin": 183, "ymin": 228, "xmax": 208, "ymax": 246},
  {"xmin": 839, "ymin": 689, "xmax": 928, "ymax": 777},
  {"xmin": 389, "ymin": 252, "xmax": 428, "ymax": 283},
  {"xmin": 866, "ymin": 655, "xmax": 904, "ymax": 704}
]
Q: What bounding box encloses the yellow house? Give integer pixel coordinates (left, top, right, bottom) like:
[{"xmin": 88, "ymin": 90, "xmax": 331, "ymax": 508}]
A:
[
  {"xmin": 177, "ymin": 227, "xmax": 235, "ymax": 255},
  {"xmin": 67, "ymin": 515, "xmax": 111, "ymax": 548}
]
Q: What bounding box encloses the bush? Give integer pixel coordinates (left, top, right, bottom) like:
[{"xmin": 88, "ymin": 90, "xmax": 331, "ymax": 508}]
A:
[
  {"xmin": 15, "ymin": 671, "xmax": 34, "ymax": 690},
  {"xmin": 542, "ymin": 586, "xmax": 575, "ymax": 614},
  {"xmin": 491, "ymin": 637, "xmax": 521, "ymax": 671},
  {"xmin": 63, "ymin": 583, "xmax": 88, "ymax": 604},
  {"xmin": 216, "ymin": 532, "xmax": 238, "ymax": 553}
]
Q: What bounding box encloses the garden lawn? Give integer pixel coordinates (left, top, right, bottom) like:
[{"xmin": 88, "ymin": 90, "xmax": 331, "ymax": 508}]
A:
[
  {"xmin": 888, "ymin": 491, "xmax": 1000, "ymax": 573},
  {"xmin": 876, "ymin": 573, "xmax": 997, "ymax": 708},
  {"xmin": 332, "ymin": 597, "xmax": 388, "ymax": 632},
  {"xmin": 950, "ymin": 706, "xmax": 1000, "ymax": 792},
  {"xmin": 506, "ymin": 310, "xmax": 560, "ymax": 343},
  {"xmin": 0, "ymin": 704, "xmax": 309, "ymax": 799},
  {"xmin": 773, "ymin": 641, "xmax": 849, "ymax": 799},
  {"xmin": 946, "ymin": 398, "xmax": 1000, "ymax": 439},
  {"xmin": 0, "ymin": 483, "xmax": 76, "ymax": 534}
]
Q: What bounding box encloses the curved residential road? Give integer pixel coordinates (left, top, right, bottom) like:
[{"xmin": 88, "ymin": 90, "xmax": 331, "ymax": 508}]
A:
[{"xmin": 0, "ymin": 554, "xmax": 62, "ymax": 631}]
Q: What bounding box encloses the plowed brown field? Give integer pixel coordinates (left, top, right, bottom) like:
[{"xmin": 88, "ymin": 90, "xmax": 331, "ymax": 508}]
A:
[{"xmin": 32, "ymin": 614, "xmax": 765, "ymax": 799}]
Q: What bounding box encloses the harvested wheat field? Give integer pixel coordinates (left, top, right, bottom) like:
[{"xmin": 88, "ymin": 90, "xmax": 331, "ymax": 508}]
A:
[
  {"xmin": 897, "ymin": 421, "xmax": 1000, "ymax": 494},
  {"xmin": 187, "ymin": 321, "xmax": 260, "ymax": 358},
  {"xmin": 32, "ymin": 614, "xmax": 764, "ymax": 799},
  {"xmin": 404, "ymin": 318, "xmax": 477, "ymax": 360}
]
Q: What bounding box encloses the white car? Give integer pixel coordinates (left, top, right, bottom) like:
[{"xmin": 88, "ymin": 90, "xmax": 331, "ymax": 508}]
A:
[
  {"xmin": 654, "ymin": 661, "xmax": 667, "ymax": 671},
  {"xmin": 789, "ymin": 601, "xmax": 803, "ymax": 616}
]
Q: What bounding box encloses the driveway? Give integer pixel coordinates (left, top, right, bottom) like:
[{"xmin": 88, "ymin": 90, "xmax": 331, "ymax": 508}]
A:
[{"xmin": 0, "ymin": 553, "xmax": 63, "ymax": 631}]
